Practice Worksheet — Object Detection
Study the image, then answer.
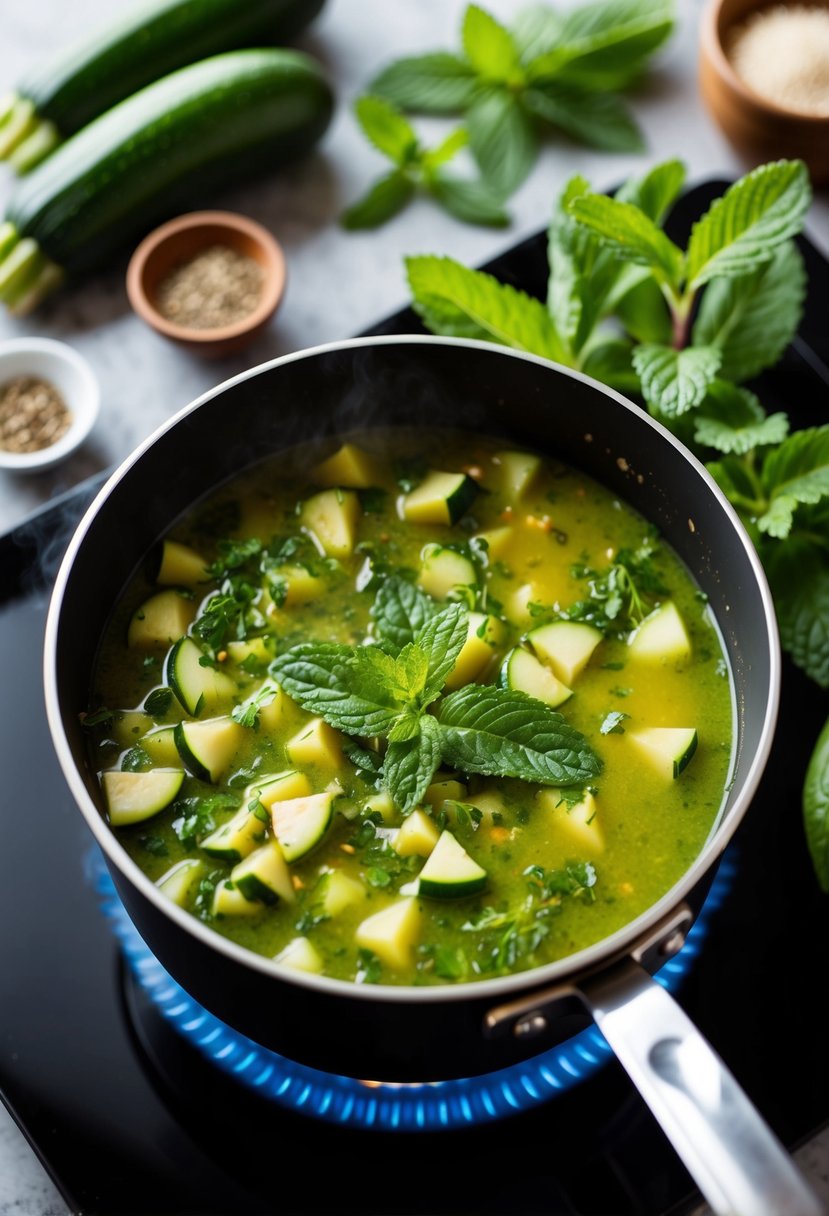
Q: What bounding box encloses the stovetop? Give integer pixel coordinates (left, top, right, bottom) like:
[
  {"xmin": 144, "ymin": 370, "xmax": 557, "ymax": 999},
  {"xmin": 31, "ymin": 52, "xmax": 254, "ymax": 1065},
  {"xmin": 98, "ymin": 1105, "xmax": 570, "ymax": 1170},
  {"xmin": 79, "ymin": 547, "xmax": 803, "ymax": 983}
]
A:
[{"xmin": 2, "ymin": 181, "xmax": 829, "ymax": 1216}]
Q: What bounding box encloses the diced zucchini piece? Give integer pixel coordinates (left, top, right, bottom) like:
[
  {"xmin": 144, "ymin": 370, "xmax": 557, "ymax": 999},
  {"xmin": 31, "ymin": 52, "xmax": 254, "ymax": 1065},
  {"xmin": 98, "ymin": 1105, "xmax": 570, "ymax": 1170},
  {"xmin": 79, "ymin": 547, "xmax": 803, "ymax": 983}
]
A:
[
  {"xmin": 528, "ymin": 620, "xmax": 603, "ymax": 685},
  {"xmin": 200, "ymin": 805, "xmax": 267, "ymax": 862},
  {"xmin": 424, "ymin": 778, "xmax": 468, "ymax": 807},
  {"xmin": 537, "ymin": 789, "xmax": 604, "ymax": 852},
  {"xmin": 257, "ymin": 684, "xmax": 293, "ymax": 733},
  {"xmin": 319, "ymin": 869, "xmax": 366, "ymax": 916},
  {"xmin": 266, "ymin": 566, "xmax": 328, "ymax": 612},
  {"xmin": 401, "ymin": 470, "xmax": 477, "ymax": 525},
  {"xmin": 498, "ymin": 647, "xmax": 573, "ymax": 707},
  {"xmin": 111, "ymin": 711, "xmax": 154, "ymax": 746},
  {"xmin": 311, "ymin": 443, "xmax": 384, "ymax": 488},
  {"xmin": 286, "ymin": 717, "xmax": 343, "ymax": 768},
  {"xmin": 417, "ymin": 543, "xmax": 477, "ymax": 600},
  {"xmin": 467, "ymin": 788, "xmax": 505, "ymax": 823},
  {"xmin": 212, "ymin": 879, "xmax": 262, "ymax": 918},
  {"xmin": 251, "ymin": 770, "xmax": 313, "ymax": 808},
  {"xmin": 393, "ymin": 808, "xmax": 440, "ymax": 858},
  {"xmin": 444, "ymin": 612, "xmax": 506, "ymax": 690},
  {"xmin": 175, "ymin": 717, "xmax": 243, "ymax": 783},
  {"xmin": 166, "ymin": 636, "xmax": 237, "ymax": 716},
  {"xmin": 226, "ymin": 637, "xmax": 273, "ymax": 668},
  {"xmin": 472, "ymin": 526, "xmax": 514, "ymax": 561},
  {"xmin": 628, "ymin": 727, "xmax": 698, "ymax": 779},
  {"xmin": 231, "ymin": 840, "xmax": 294, "ymax": 905},
  {"xmin": 628, "ymin": 602, "xmax": 691, "ymax": 663},
  {"xmin": 156, "ymin": 540, "xmax": 208, "ymax": 587},
  {"xmin": 355, "ymin": 897, "xmax": 420, "ymax": 970},
  {"xmin": 491, "ymin": 450, "xmax": 541, "ymax": 500},
  {"xmin": 301, "ymin": 489, "xmax": 361, "ymax": 558},
  {"xmin": 274, "ymin": 936, "xmax": 324, "ymax": 974},
  {"xmin": 156, "ymin": 859, "xmax": 205, "ymax": 906},
  {"xmin": 418, "ymin": 829, "xmax": 487, "ymax": 898},
  {"xmin": 102, "ymin": 769, "xmax": 184, "ymax": 827},
  {"xmin": 504, "ymin": 582, "xmax": 539, "ymax": 627},
  {"xmin": 270, "ymin": 791, "xmax": 335, "ymax": 862},
  {"xmin": 364, "ymin": 791, "xmax": 397, "ymax": 824},
  {"xmin": 141, "ymin": 726, "xmax": 181, "ymax": 767},
  {"xmin": 127, "ymin": 590, "xmax": 196, "ymax": 649}
]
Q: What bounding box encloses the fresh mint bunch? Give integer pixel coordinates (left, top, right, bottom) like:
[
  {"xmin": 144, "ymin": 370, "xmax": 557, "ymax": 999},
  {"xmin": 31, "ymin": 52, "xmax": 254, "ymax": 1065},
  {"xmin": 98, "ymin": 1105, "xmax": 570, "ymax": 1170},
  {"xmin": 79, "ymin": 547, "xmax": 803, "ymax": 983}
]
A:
[
  {"xmin": 341, "ymin": 95, "xmax": 508, "ymax": 229},
  {"xmin": 368, "ymin": 1, "xmax": 674, "ymax": 200},
  {"xmin": 270, "ymin": 577, "xmax": 600, "ymax": 813}
]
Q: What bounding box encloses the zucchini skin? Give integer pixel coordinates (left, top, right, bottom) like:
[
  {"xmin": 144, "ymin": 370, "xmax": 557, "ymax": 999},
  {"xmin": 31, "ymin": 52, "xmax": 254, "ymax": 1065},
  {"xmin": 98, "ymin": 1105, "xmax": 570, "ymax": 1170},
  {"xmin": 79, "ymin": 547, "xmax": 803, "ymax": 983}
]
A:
[
  {"xmin": 17, "ymin": 0, "xmax": 327, "ymax": 136},
  {"xmin": 6, "ymin": 49, "xmax": 334, "ymax": 274}
]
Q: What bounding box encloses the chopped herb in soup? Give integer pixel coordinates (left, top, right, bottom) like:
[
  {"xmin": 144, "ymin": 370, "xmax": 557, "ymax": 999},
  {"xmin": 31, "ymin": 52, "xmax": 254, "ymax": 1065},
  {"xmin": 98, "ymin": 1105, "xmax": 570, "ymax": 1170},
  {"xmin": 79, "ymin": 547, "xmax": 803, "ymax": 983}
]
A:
[{"xmin": 86, "ymin": 430, "xmax": 734, "ymax": 987}]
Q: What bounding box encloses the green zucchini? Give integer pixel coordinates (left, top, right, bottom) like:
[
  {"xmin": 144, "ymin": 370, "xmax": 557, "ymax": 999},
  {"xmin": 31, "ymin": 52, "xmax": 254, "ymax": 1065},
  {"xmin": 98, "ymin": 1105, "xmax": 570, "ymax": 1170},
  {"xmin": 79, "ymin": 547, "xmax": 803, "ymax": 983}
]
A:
[
  {"xmin": 0, "ymin": 48, "xmax": 333, "ymax": 311},
  {"xmin": 0, "ymin": 0, "xmax": 327, "ymax": 171}
]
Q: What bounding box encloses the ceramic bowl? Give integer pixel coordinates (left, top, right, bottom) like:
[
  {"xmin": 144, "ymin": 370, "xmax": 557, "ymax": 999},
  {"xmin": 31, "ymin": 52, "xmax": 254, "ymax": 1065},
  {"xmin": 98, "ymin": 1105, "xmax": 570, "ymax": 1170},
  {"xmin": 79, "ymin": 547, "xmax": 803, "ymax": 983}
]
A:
[
  {"xmin": 699, "ymin": 0, "xmax": 829, "ymax": 185},
  {"xmin": 126, "ymin": 210, "xmax": 287, "ymax": 359},
  {"xmin": 0, "ymin": 337, "xmax": 100, "ymax": 473}
]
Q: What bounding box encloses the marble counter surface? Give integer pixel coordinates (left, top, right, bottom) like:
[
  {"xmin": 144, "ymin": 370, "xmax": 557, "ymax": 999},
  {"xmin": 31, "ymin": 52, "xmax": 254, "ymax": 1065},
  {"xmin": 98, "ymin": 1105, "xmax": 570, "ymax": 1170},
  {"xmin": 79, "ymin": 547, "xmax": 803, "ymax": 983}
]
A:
[{"xmin": 1, "ymin": 0, "xmax": 828, "ymax": 1212}]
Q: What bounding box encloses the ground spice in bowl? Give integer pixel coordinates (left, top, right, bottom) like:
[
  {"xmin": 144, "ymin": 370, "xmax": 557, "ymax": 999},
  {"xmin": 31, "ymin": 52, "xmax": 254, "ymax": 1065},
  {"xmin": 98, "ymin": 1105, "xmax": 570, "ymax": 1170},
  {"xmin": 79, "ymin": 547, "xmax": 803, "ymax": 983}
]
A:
[
  {"xmin": 154, "ymin": 243, "xmax": 265, "ymax": 331},
  {"xmin": 726, "ymin": 4, "xmax": 829, "ymax": 115},
  {"xmin": 0, "ymin": 374, "xmax": 71, "ymax": 454}
]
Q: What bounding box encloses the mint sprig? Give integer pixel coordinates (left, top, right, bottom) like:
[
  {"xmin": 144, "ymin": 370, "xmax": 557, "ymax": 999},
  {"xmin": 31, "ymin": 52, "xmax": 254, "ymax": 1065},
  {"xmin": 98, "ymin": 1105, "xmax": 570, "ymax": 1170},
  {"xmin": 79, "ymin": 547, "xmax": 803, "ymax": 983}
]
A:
[{"xmin": 271, "ymin": 585, "xmax": 600, "ymax": 813}]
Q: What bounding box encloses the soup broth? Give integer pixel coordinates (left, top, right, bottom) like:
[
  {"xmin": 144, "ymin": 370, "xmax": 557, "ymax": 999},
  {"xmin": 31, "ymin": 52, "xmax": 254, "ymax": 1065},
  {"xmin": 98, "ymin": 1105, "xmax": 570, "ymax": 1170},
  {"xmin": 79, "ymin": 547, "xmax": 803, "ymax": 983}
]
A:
[{"xmin": 86, "ymin": 428, "xmax": 734, "ymax": 987}]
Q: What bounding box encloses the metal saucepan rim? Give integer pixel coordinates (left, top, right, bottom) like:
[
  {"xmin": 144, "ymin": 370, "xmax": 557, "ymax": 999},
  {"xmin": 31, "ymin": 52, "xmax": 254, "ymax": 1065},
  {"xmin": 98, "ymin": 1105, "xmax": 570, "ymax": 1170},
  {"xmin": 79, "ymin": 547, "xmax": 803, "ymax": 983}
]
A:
[{"xmin": 44, "ymin": 334, "xmax": 782, "ymax": 1007}]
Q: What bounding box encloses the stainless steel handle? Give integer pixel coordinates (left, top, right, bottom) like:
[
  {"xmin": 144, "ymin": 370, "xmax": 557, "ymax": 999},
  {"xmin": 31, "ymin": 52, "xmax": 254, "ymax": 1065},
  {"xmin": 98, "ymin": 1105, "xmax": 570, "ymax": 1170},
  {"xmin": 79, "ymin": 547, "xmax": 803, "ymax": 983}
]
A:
[{"xmin": 581, "ymin": 960, "xmax": 825, "ymax": 1216}]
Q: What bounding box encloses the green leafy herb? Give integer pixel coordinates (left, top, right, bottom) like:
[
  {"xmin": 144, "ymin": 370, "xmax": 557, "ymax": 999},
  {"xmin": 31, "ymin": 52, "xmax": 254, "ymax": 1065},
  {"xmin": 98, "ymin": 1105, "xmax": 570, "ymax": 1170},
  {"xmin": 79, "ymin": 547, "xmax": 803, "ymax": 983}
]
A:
[
  {"xmin": 231, "ymin": 684, "xmax": 278, "ymax": 730},
  {"xmin": 356, "ymin": 948, "xmax": 383, "ymax": 984},
  {"xmin": 600, "ymin": 710, "xmax": 629, "ymax": 734},
  {"xmin": 172, "ymin": 792, "xmax": 240, "ymax": 849},
  {"xmin": 121, "ymin": 746, "xmax": 152, "ymax": 772},
  {"xmin": 342, "ymin": 95, "xmax": 507, "ymax": 230},
  {"xmin": 272, "ymin": 591, "xmax": 600, "ymax": 814},
  {"xmin": 144, "ymin": 686, "xmax": 173, "ymax": 719},
  {"xmin": 139, "ymin": 834, "xmax": 169, "ymax": 857},
  {"xmin": 804, "ymin": 715, "xmax": 829, "ymax": 893},
  {"xmin": 566, "ymin": 537, "xmax": 665, "ymax": 631},
  {"xmin": 368, "ymin": 0, "xmax": 672, "ymax": 204},
  {"xmin": 81, "ymin": 706, "xmax": 114, "ymax": 728}
]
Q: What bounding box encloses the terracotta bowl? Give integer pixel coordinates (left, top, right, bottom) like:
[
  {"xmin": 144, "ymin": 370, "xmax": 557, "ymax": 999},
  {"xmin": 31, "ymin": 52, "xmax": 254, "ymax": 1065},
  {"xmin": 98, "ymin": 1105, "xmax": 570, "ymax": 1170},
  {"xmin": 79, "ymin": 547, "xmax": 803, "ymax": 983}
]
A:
[
  {"xmin": 126, "ymin": 211, "xmax": 287, "ymax": 359},
  {"xmin": 699, "ymin": 0, "xmax": 829, "ymax": 186}
]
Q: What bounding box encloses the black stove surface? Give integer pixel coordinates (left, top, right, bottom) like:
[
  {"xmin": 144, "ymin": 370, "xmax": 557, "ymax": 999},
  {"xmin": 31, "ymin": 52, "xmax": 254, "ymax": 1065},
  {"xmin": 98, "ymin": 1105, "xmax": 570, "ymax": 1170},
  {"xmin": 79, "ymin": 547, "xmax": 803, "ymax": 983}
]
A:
[{"xmin": 2, "ymin": 181, "xmax": 828, "ymax": 1216}]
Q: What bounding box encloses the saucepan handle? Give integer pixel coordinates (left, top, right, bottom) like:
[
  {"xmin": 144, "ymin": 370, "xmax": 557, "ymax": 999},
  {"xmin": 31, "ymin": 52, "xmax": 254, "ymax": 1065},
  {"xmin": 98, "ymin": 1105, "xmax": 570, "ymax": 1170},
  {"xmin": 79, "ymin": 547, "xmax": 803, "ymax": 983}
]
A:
[{"xmin": 579, "ymin": 960, "xmax": 824, "ymax": 1216}]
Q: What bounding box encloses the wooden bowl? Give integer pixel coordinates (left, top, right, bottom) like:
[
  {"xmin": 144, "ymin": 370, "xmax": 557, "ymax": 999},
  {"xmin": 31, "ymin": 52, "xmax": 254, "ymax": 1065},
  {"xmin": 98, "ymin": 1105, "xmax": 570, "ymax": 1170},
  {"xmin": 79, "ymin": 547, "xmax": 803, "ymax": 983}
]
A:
[
  {"xmin": 126, "ymin": 211, "xmax": 287, "ymax": 359},
  {"xmin": 699, "ymin": 0, "xmax": 829, "ymax": 186}
]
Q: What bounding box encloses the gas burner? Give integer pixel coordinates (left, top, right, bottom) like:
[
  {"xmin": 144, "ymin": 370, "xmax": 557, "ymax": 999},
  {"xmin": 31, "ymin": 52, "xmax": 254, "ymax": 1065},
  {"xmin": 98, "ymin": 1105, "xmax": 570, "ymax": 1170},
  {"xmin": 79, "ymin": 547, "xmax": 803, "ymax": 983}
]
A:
[{"xmin": 92, "ymin": 850, "xmax": 736, "ymax": 1132}]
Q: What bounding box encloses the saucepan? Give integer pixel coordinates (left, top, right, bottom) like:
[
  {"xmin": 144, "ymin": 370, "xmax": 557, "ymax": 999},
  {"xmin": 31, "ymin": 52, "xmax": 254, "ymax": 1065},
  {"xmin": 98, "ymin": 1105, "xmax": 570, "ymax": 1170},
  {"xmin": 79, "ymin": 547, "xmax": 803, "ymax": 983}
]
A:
[{"xmin": 44, "ymin": 336, "xmax": 822, "ymax": 1216}]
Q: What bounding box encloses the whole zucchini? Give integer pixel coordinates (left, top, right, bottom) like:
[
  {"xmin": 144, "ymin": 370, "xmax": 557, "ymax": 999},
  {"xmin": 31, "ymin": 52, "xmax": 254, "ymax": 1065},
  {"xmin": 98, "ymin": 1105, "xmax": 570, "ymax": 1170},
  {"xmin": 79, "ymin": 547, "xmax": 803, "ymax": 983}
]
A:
[
  {"xmin": 0, "ymin": 0, "xmax": 327, "ymax": 172},
  {"xmin": 0, "ymin": 48, "xmax": 333, "ymax": 312}
]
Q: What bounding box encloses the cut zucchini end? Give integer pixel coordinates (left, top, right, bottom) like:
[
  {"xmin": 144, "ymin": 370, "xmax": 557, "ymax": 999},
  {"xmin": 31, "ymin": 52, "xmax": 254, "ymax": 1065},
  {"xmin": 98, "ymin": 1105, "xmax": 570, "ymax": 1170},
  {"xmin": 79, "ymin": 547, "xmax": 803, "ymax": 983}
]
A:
[
  {"xmin": 628, "ymin": 727, "xmax": 699, "ymax": 780},
  {"xmin": 231, "ymin": 839, "xmax": 294, "ymax": 905},
  {"xmin": 0, "ymin": 96, "xmax": 36, "ymax": 159},
  {"xmin": 270, "ymin": 791, "xmax": 335, "ymax": 862},
  {"xmin": 102, "ymin": 768, "xmax": 184, "ymax": 826},
  {"xmin": 7, "ymin": 117, "xmax": 61, "ymax": 173},
  {"xmin": 528, "ymin": 620, "xmax": 603, "ymax": 685},
  {"xmin": 156, "ymin": 858, "xmax": 205, "ymax": 907},
  {"xmin": 417, "ymin": 829, "xmax": 487, "ymax": 899},
  {"xmin": 499, "ymin": 647, "xmax": 573, "ymax": 708},
  {"xmin": 166, "ymin": 635, "xmax": 236, "ymax": 715},
  {"xmin": 175, "ymin": 717, "xmax": 244, "ymax": 784},
  {"xmin": 401, "ymin": 471, "xmax": 477, "ymax": 526}
]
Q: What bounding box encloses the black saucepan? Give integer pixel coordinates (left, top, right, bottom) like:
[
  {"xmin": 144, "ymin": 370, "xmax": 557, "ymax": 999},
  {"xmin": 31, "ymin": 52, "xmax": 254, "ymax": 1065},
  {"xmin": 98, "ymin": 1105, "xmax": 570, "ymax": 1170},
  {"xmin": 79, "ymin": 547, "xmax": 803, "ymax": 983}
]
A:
[{"xmin": 44, "ymin": 337, "xmax": 822, "ymax": 1216}]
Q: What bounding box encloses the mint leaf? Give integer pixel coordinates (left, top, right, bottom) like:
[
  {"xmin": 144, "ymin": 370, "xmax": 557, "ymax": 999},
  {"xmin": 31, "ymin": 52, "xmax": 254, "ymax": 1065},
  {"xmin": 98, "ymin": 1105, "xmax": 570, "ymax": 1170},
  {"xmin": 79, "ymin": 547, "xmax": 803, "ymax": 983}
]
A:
[
  {"xmin": 465, "ymin": 88, "xmax": 537, "ymax": 197},
  {"xmin": 384, "ymin": 715, "xmax": 442, "ymax": 813},
  {"xmin": 529, "ymin": 0, "xmax": 674, "ymax": 91},
  {"xmin": 462, "ymin": 5, "xmax": 522, "ymax": 79},
  {"xmin": 615, "ymin": 158, "xmax": 686, "ymax": 225},
  {"xmin": 632, "ymin": 343, "xmax": 722, "ymax": 417},
  {"xmin": 354, "ymin": 95, "xmax": 418, "ymax": 164},
  {"xmin": 614, "ymin": 277, "xmax": 672, "ymax": 344},
  {"xmin": 270, "ymin": 643, "xmax": 403, "ymax": 736},
  {"xmin": 568, "ymin": 193, "xmax": 685, "ymax": 289},
  {"xmin": 371, "ymin": 577, "xmax": 435, "ymax": 652},
  {"xmin": 231, "ymin": 683, "xmax": 277, "ymax": 729},
  {"xmin": 546, "ymin": 174, "xmax": 614, "ymax": 353},
  {"xmin": 694, "ymin": 382, "xmax": 789, "ymax": 456},
  {"xmin": 370, "ymin": 53, "xmax": 479, "ymax": 113},
  {"xmin": 758, "ymin": 427, "xmax": 829, "ymax": 538},
  {"xmin": 804, "ymin": 715, "xmax": 829, "ymax": 891},
  {"xmin": 600, "ymin": 710, "xmax": 629, "ymax": 734},
  {"xmin": 524, "ymin": 82, "xmax": 643, "ymax": 152},
  {"xmin": 422, "ymin": 127, "xmax": 469, "ymax": 170},
  {"xmin": 428, "ymin": 174, "xmax": 510, "ymax": 227},
  {"xmin": 581, "ymin": 340, "xmax": 638, "ymax": 393},
  {"xmin": 686, "ymin": 159, "xmax": 811, "ymax": 289},
  {"xmin": 406, "ymin": 255, "xmax": 570, "ymax": 362},
  {"xmin": 416, "ymin": 602, "xmax": 470, "ymax": 700},
  {"xmin": 765, "ymin": 533, "xmax": 829, "ymax": 687},
  {"xmin": 436, "ymin": 685, "xmax": 601, "ymax": 785},
  {"xmin": 341, "ymin": 170, "xmax": 415, "ymax": 230},
  {"xmin": 512, "ymin": 5, "xmax": 565, "ymax": 60},
  {"xmin": 691, "ymin": 241, "xmax": 806, "ymax": 382}
]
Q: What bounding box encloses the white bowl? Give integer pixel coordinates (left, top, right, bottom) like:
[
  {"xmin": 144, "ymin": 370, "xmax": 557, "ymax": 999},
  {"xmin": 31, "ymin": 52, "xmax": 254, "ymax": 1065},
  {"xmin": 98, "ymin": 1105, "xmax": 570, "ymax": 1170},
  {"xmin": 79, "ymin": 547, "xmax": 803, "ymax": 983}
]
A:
[{"xmin": 0, "ymin": 337, "xmax": 100, "ymax": 473}]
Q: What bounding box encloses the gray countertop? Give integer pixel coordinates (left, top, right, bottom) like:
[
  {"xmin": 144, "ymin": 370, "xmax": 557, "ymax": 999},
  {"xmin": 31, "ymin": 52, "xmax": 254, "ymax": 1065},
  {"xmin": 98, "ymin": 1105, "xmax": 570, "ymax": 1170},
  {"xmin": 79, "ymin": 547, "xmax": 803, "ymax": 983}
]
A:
[{"xmin": 1, "ymin": 1, "xmax": 828, "ymax": 1212}]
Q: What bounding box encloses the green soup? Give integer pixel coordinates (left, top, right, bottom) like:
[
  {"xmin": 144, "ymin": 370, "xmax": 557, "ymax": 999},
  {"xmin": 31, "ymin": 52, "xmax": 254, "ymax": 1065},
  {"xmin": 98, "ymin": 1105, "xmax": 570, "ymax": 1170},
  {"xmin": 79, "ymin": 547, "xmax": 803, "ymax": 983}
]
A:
[{"xmin": 87, "ymin": 428, "xmax": 734, "ymax": 987}]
